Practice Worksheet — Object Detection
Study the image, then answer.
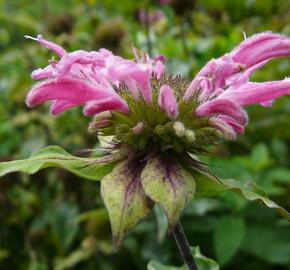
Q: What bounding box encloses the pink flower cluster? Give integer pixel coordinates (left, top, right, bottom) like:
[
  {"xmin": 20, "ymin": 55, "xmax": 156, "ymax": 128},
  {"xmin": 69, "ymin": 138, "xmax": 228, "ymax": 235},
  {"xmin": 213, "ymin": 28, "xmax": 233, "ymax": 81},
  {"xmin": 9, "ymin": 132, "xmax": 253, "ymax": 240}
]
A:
[
  {"xmin": 26, "ymin": 32, "xmax": 290, "ymax": 140},
  {"xmin": 185, "ymin": 32, "xmax": 290, "ymax": 139},
  {"xmin": 25, "ymin": 35, "xmax": 165, "ymax": 116}
]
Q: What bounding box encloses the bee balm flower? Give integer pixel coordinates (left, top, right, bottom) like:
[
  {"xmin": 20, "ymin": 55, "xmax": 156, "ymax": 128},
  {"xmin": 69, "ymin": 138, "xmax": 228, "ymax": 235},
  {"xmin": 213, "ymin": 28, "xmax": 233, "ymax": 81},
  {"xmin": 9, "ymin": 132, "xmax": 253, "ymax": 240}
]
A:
[{"xmin": 24, "ymin": 32, "xmax": 290, "ymax": 246}]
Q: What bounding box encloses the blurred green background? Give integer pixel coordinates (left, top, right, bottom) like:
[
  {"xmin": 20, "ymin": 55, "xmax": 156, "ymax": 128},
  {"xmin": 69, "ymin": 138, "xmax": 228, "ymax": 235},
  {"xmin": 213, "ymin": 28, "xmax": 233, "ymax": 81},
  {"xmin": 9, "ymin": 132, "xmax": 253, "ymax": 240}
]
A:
[{"xmin": 1, "ymin": 0, "xmax": 290, "ymax": 269}]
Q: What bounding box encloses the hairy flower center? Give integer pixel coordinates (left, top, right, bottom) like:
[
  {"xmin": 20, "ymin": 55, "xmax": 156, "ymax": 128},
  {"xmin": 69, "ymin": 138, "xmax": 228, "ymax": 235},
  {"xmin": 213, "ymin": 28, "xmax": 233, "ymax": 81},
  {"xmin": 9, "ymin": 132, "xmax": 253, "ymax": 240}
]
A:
[{"xmin": 89, "ymin": 74, "xmax": 221, "ymax": 154}]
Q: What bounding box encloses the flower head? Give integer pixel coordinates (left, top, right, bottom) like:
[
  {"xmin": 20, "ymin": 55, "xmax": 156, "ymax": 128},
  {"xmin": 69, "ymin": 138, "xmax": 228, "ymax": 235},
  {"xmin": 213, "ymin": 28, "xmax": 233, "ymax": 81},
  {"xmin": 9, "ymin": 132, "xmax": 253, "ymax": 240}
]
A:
[
  {"xmin": 26, "ymin": 32, "xmax": 290, "ymax": 150},
  {"xmin": 25, "ymin": 32, "xmax": 290, "ymax": 245}
]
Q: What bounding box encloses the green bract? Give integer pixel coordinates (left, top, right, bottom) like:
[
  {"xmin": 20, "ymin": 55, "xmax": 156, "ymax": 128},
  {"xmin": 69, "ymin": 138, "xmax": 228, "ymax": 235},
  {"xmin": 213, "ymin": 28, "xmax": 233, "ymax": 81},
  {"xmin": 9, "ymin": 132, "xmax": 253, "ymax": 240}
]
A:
[
  {"xmin": 141, "ymin": 156, "xmax": 196, "ymax": 226},
  {"xmin": 101, "ymin": 159, "xmax": 153, "ymax": 247}
]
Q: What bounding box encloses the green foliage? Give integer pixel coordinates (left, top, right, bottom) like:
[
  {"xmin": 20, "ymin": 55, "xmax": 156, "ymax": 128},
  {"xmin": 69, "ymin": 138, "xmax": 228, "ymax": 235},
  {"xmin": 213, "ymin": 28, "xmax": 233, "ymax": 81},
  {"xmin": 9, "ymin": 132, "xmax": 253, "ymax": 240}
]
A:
[
  {"xmin": 1, "ymin": 0, "xmax": 290, "ymax": 269},
  {"xmin": 213, "ymin": 216, "xmax": 246, "ymax": 266},
  {"xmin": 148, "ymin": 246, "xmax": 219, "ymax": 270},
  {"xmin": 0, "ymin": 145, "xmax": 114, "ymax": 181}
]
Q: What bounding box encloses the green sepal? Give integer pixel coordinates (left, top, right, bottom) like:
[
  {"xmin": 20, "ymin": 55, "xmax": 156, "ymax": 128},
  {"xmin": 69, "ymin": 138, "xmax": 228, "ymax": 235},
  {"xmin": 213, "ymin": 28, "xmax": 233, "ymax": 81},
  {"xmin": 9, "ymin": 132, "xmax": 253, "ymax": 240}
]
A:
[
  {"xmin": 141, "ymin": 156, "xmax": 196, "ymax": 227},
  {"xmin": 0, "ymin": 145, "xmax": 114, "ymax": 180},
  {"xmin": 101, "ymin": 159, "xmax": 153, "ymax": 248}
]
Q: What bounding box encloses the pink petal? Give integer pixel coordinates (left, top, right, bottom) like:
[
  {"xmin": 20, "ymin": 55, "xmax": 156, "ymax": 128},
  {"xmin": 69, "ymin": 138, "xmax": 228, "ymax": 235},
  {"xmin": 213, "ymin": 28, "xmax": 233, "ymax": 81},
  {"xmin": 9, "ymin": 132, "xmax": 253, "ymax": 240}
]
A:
[
  {"xmin": 154, "ymin": 54, "xmax": 167, "ymax": 62},
  {"xmin": 188, "ymin": 54, "xmax": 241, "ymax": 92},
  {"xmin": 219, "ymin": 80, "xmax": 290, "ymax": 106},
  {"xmin": 26, "ymin": 77, "xmax": 123, "ymax": 108},
  {"xmin": 50, "ymin": 100, "xmax": 78, "ymax": 116},
  {"xmin": 218, "ymin": 115, "xmax": 245, "ymax": 134},
  {"xmin": 226, "ymin": 60, "xmax": 268, "ymax": 88},
  {"xmin": 31, "ymin": 66, "xmax": 55, "ymax": 80},
  {"xmin": 183, "ymin": 77, "xmax": 203, "ymax": 101},
  {"xmin": 137, "ymin": 79, "xmax": 152, "ymax": 104},
  {"xmin": 195, "ymin": 98, "xmax": 248, "ymax": 125},
  {"xmin": 155, "ymin": 60, "xmax": 165, "ymax": 79},
  {"xmin": 127, "ymin": 66, "xmax": 152, "ymax": 103},
  {"xmin": 261, "ymin": 100, "xmax": 274, "ymax": 107},
  {"xmin": 232, "ymin": 32, "xmax": 290, "ymax": 67},
  {"xmin": 56, "ymin": 51, "xmax": 106, "ymax": 76},
  {"xmin": 123, "ymin": 77, "xmax": 139, "ymax": 99},
  {"xmin": 83, "ymin": 97, "xmax": 130, "ymax": 116},
  {"xmin": 209, "ymin": 117, "xmax": 236, "ymax": 140},
  {"xmin": 25, "ymin": 35, "xmax": 67, "ymax": 57},
  {"xmin": 105, "ymin": 57, "xmax": 152, "ymax": 103},
  {"xmin": 158, "ymin": 84, "xmax": 179, "ymax": 119}
]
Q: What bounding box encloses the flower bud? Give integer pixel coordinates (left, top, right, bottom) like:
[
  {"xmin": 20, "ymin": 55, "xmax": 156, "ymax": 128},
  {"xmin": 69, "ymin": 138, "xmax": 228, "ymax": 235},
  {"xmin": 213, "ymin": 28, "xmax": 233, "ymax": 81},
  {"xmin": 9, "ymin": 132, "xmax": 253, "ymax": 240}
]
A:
[
  {"xmin": 131, "ymin": 122, "xmax": 145, "ymax": 134},
  {"xmin": 88, "ymin": 112, "xmax": 112, "ymax": 133},
  {"xmin": 93, "ymin": 111, "xmax": 112, "ymax": 122},
  {"xmin": 173, "ymin": 122, "xmax": 185, "ymax": 137},
  {"xmin": 185, "ymin": 129, "xmax": 195, "ymax": 143},
  {"xmin": 88, "ymin": 119, "xmax": 111, "ymax": 133}
]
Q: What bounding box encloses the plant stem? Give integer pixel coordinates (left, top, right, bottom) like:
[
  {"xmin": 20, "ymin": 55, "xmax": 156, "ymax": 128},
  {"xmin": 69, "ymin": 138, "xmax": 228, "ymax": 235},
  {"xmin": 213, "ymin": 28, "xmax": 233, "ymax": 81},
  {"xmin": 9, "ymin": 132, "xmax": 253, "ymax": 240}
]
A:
[{"xmin": 172, "ymin": 222, "xmax": 198, "ymax": 270}]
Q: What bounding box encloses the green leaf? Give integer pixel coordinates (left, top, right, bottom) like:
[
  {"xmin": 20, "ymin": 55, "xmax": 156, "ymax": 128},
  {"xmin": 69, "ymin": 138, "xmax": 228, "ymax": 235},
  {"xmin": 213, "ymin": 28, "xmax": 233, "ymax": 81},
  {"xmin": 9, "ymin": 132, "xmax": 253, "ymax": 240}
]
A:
[
  {"xmin": 191, "ymin": 247, "xmax": 220, "ymax": 270},
  {"xmin": 54, "ymin": 248, "xmax": 94, "ymax": 270},
  {"xmin": 214, "ymin": 216, "xmax": 246, "ymax": 266},
  {"xmin": 141, "ymin": 156, "xmax": 196, "ymax": 226},
  {"xmin": 189, "ymin": 169, "xmax": 290, "ymax": 221},
  {"xmin": 241, "ymin": 224, "xmax": 290, "ymax": 264},
  {"xmin": 221, "ymin": 179, "xmax": 290, "ymax": 221},
  {"xmin": 76, "ymin": 208, "xmax": 108, "ymax": 223},
  {"xmin": 101, "ymin": 159, "xmax": 153, "ymax": 248},
  {"xmin": 0, "ymin": 145, "xmax": 114, "ymax": 181},
  {"xmin": 49, "ymin": 202, "xmax": 79, "ymax": 251},
  {"xmin": 147, "ymin": 246, "xmax": 219, "ymax": 270},
  {"xmin": 193, "ymin": 170, "xmax": 227, "ymax": 197},
  {"xmin": 148, "ymin": 261, "xmax": 181, "ymax": 270},
  {"xmin": 250, "ymin": 143, "xmax": 272, "ymax": 171}
]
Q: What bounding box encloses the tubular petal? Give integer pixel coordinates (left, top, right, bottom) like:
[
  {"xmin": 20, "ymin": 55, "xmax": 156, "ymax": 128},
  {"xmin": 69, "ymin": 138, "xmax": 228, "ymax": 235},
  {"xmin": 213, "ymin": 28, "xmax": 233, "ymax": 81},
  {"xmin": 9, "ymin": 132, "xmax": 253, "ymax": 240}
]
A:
[
  {"xmin": 155, "ymin": 60, "xmax": 165, "ymax": 79},
  {"xmin": 226, "ymin": 60, "xmax": 268, "ymax": 88},
  {"xmin": 195, "ymin": 99, "xmax": 248, "ymax": 125},
  {"xmin": 32, "ymin": 66, "xmax": 55, "ymax": 80},
  {"xmin": 209, "ymin": 118, "xmax": 237, "ymax": 140},
  {"xmin": 219, "ymin": 80, "xmax": 290, "ymax": 106},
  {"xmin": 56, "ymin": 51, "xmax": 106, "ymax": 76},
  {"xmin": 187, "ymin": 54, "xmax": 241, "ymax": 93},
  {"xmin": 50, "ymin": 100, "xmax": 78, "ymax": 116},
  {"xmin": 183, "ymin": 77, "xmax": 203, "ymax": 101},
  {"xmin": 232, "ymin": 32, "xmax": 290, "ymax": 67},
  {"xmin": 25, "ymin": 35, "xmax": 67, "ymax": 57},
  {"xmin": 26, "ymin": 78, "xmax": 122, "ymax": 107},
  {"xmin": 218, "ymin": 115, "xmax": 244, "ymax": 134},
  {"xmin": 158, "ymin": 84, "xmax": 179, "ymax": 119},
  {"xmin": 83, "ymin": 97, "xmax": 130, "ymax": 116}
]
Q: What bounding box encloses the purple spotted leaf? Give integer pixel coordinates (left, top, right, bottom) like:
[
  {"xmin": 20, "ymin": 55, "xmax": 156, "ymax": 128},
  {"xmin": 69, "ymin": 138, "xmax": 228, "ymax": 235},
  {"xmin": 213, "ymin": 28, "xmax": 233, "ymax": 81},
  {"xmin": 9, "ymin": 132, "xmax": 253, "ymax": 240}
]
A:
[
  {"xmin": 141, "ymin": 156, "xmax": 196, "ymax": 227},
  {"xmin": 101, "ymin": 159, "xmax": 153, "ymax": 248}
]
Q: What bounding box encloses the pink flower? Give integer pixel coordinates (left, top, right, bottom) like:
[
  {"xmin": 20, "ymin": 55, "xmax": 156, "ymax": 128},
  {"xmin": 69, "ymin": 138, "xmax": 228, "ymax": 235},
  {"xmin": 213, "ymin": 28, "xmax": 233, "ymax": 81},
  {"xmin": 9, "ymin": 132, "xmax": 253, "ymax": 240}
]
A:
[
  {"xmin": 158, "ymin": 84, "xmax": 179, "ymax": 119},
  {"xmin": 186, "ymin": 32, "xmax": 290, "ymax": 139},
  {"xmin": 25, "ymin": 35, "xmax": 164, "ymax": 116},
  {"xmin": 26, "ymin": 32, "xmax": 290, "ymax": 143}
]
